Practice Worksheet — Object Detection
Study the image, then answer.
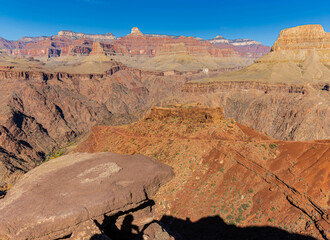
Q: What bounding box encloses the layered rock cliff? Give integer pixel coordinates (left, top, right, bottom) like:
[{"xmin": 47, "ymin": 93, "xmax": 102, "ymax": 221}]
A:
[
  {"xmin": 0, "ymin": 27, "xmax": 270, "ymax": 61},
  {"xmin": 58, "ymin": 30, "xmax": 116, "ymax": 42},
  {"xmin": 208, "ymin": 35, "xmax": 271, "ymax": 58},
  {"xmin": 104, "ymin": 27, "xmax": 238, "ymax": 58},
  {"xmin": 179, "ymin": 24, "xmax": 330, "ymax": 141},
  {"xmin": 260, "ymin": 24, "xmax": 330, "ymax": 62}
]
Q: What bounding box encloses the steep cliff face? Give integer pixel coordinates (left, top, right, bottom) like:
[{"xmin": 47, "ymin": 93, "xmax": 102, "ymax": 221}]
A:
[
  {"xmin": 271, "ymin": 24, "xmax": 330, "ymax": 51},
  {"xmin": 260, "ymin": 24, "xmax": 330, "ymax": 62},
  {"xmin": 180, "ymin": 83, "xmax": 329, "ymax": 141},
  {"xmin": 0, "ymin": 72, "xmax": 113, "ymax": 183}
]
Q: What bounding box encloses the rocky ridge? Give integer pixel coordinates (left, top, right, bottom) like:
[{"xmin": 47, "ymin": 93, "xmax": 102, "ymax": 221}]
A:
[{"xmin": 76, "ymin": 105, "xmax": 330, "ymax": 239}]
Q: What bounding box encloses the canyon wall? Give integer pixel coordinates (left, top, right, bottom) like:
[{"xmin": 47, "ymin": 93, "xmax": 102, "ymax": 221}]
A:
[
  {"xmin": 0, "ymin": 28, "xmax": 270, "ymax": 60},
  {"xmin": 180, "ymin": 81, "xmax": 329, "ymax": 141}
]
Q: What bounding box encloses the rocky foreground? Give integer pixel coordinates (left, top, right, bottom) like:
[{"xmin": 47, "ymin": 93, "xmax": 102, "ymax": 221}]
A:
[{"xmin": 0, "ymin": 152, "xmax": 174, "ymax": 240}]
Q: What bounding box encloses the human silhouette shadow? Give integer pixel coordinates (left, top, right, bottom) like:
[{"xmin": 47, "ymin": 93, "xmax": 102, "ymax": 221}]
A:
[
  {"xmin": 160, "ymin": 215, "xmax": 317, "ymax": 240},
  {"xmin": 92, "ymin": 200, "xmax": 154, "ymax": 240},
  {"xmin": 121, "ymin": 214, "xmax": 140, "ymax": 239},
  {"xmin": 93, "ymin": 213, "xmax": 140, "ymax": 240}
]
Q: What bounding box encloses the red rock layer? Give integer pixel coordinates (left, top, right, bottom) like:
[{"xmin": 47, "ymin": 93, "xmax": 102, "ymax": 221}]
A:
[
  {"xmin": 212, "ymin": 43, "xmax": 271, "ymax": 58},
  {"xmin": 110, "ymin": 35, "xmax": 238, "ymax": 57}
]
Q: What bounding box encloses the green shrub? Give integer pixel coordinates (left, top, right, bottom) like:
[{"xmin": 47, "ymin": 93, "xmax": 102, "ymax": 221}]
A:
[{"xmin": 269, "ymin": 143, "xmax": 278, "ymax": 149}]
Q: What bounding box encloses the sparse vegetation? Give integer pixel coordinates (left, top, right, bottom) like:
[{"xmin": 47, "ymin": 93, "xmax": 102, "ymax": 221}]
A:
[
  {"xmin": 269, "ymin": 143, "xmax": 278, "ymax": 149},
  {"xmin": 45, "ymin": 150, "xmax": 63, "ymax": 162}
]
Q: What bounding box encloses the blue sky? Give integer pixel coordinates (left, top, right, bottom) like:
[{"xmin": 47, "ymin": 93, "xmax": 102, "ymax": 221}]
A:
[{"xmin": 0, "ymin": 0, "xmax": 329, "ymax": 46}]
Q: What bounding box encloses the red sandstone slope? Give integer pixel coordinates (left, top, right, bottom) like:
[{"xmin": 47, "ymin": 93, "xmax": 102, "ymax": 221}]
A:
[{"xmin": 77, "ymin": 105, "xmax": 329, "ymax": 239}]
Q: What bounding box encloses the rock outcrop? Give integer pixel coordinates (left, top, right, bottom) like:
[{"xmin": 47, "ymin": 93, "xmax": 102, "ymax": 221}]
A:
[
  {"xmin": 0, "ymin": 152, "xmax": 174, "ymax": 239},
  {"xmin": 271, "ymin": 24, "xmax": 330, "ymax": 51},
  {"xmin": 259, "ymin": 24, "xmax": 330, "ymax": 62},
  {"xmin": 146, "ymin": 104, "xmax": 224, "ymax": 123},
  {"xmin": 130, "ymin": 27, "xmax": 143, "ymax": 36}
]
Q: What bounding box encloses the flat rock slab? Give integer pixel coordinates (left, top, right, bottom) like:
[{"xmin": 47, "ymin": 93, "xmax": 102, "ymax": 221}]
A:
[{"xmin": 0, "ymin": 152, "xmax": 174, "ymax": 240}]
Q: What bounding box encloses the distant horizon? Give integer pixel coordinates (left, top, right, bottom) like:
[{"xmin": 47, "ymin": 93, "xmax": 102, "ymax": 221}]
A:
[
  {"xmin": 1, "ymin": 27, "xmax": 271, "ymax": 44},
  {"xmin": 2, "ymin": 23, "xmax": 330, "ymax": 47},
  {"xmin": 1, "ymin": 0, "xmax": 329, "ymax": 46}
]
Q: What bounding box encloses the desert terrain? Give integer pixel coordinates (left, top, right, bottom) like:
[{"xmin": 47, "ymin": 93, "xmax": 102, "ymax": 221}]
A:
[{"xmin": 0, "ymin": 24, "xmax": 329, "ymax": 240}]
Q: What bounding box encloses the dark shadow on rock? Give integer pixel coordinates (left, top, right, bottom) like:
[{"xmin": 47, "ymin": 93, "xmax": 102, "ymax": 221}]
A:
[
  {"xmin": 0, "ymin": 183, "xmax": 8, "ymax": 199},
  {"xmin": 90, "ymin": 233, "xmax": 111, "ymax": 240},
  {"xmin": 92, "ymin": 200, "xmax": 155, "ymax": 240},
  {"xmin": 160, "ymin": 215, "xmax": 316, "ymax": 240}
]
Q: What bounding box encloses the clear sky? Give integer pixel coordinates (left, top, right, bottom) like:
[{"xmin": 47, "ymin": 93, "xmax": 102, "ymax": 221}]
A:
[{"xmin": 0, "ymin": 0, "xmax": 329, "ymax": 46}]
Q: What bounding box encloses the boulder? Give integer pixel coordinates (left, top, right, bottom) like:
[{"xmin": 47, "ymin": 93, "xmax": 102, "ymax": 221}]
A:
[{"xmin": 0, "ymin": 152, "xmax": 174, "ymax": 239}]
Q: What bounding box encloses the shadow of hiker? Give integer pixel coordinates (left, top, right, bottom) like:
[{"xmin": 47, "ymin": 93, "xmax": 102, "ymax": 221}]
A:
[
  {"xmin": 93, "ymin": 213, "xmax": 141, "ymax": 240},
  {"xmin": 92, "ymin": 200, "xmax": 155, "ymax": 240},
  {"xmin": 94, "ymin": 213, "xmax": 140, "ymax": 240},
  {"xmin": 121, "ymin": 214, "xmax": 140, "ymax": 239},
  {"xmin": 160, "ymin": 215, "xmax": 317, "ymax": 240}
]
